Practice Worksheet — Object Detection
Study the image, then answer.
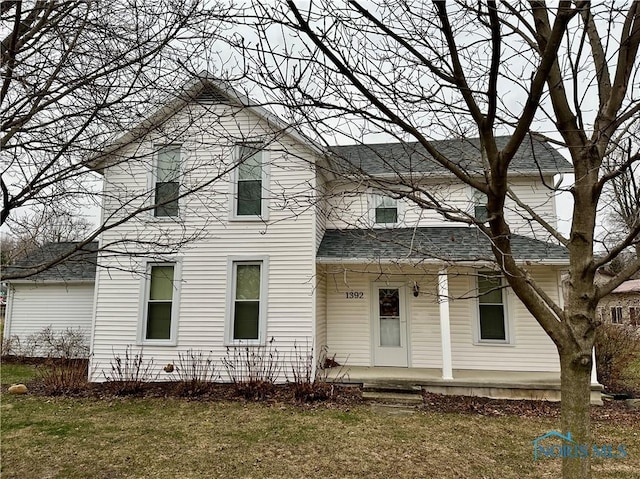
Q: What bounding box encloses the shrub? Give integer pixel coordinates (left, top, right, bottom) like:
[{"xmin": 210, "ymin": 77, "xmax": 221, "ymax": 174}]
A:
[
  {"xmin": 103, "ymin": 346, "xmax": 156, "ymax": 395},
  {"xmin": 222, "ymin": 338, "xmax": 281, "ymax": 400},
  {"xmin": 168, "ymin": 349, "xmax": 218, "ymax": 396},
  {"xmin": 287, "ymin": 343, "xmax": 349, "ymax": 402},
  {"xmin": 37, "ymin": 358, "xmax": 88, "ymax": 395},
  {"xmin": 595, "ymin": 323, "xmax": 640, "ymax": 395},
  {"xmin": 1, "ymin": 327, "xmax": 89, "ymax": 359}
]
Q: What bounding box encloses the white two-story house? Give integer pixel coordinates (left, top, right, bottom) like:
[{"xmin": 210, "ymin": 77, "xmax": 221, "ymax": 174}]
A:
[{"xmin": 11, "ymin": 75, "xmax": 599, "ymax": 400}]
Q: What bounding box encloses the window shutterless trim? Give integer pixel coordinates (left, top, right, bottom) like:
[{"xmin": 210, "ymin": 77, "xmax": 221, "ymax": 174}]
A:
[
  {"xmin": 472, "ymin": 271, "xmax": 512, "ymax": 345},
  {"xmin": 138, "ymin": 259, "xmax": 181, "ymax": 346},
  {"xmin": 149, "ymin": 144, "xmax": 183, "ymax": 220},
  {"xmin": 229, "ymin": 144, "xmax": 270, "ymax": 221},
  {"xmin": 225, "ymin": 256, "xmax": 269, "ymax": 346}
]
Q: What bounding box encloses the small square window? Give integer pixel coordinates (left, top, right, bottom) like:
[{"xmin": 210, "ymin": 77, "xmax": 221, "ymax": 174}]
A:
[{"xmin": 371, "ymin": 195, "xmax": 398, "ymax": 225}]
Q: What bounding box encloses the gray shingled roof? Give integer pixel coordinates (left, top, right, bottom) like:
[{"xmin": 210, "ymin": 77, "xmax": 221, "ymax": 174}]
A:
[
  {"xmin": 3, "ymin": 242, "xmax": 98, "ymax": 282},
  {"xmin": 317, "ymin": 227, "xmax": 568, "ymax": 263},
  {"xmin": 329, "ymin": 135, "xmax": 572, "ymax": 176}
]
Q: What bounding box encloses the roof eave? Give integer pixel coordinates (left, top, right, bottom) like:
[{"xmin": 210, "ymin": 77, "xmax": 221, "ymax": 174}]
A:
[{"xmin": 316, "ymin": 257, "xmax": 569, "ymax": 267}]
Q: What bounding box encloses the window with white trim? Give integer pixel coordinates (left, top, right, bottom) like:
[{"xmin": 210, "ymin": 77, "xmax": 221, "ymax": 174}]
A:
[
  {"xmin": 227, "ymin": 259, "xmax": 268, "ymax": 343},
  {"xmin": 234, "ymin": 143, "xmax": 266, "ymax": 218},
  {"xmin": 472, "ymin": 191, "xmax": 488, "ymax": 223},
  {"xmin": 143, "ymin": 263, "xmax": 178, "ymax": 341},
  {"xmin": 154, "ymin": 146, "xmax": 180, "ymax": 217},
  {"xmin": 630, "ymin": 307, "xmax": 639, "ymax": 326},
  {"xmin": 477, "ymin": 271, "xmax": 508, "ymax": 342},
  {"xmin": 370, "ymin": 194, "xmax": 398, "ymax": 225},
  {"xmin": 611, "ymin": 306, "xmax": 623, "ymax": 324}
]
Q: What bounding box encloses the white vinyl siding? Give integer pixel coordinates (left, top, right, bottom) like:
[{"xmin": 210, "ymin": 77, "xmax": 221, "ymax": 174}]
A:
[
  {"xmin": 3, "ymin": 283, "xmax": 94, "ymax": 356},
  {"xmin": 323, "ymin": 265, "xmax": 560, "ymax": 372},
  {"xmin": 90, "ymin": 102, "xmax": 318, "ymax": 381},
  {"xmin": 324, "ymin": 177, "xmax": 558, "ymax": 238}
]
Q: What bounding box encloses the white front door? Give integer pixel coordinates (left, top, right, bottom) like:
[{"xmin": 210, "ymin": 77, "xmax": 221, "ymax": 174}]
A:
[{"xmin": 372, "ymin": 284, "xmax": 408, "ymax": 367}]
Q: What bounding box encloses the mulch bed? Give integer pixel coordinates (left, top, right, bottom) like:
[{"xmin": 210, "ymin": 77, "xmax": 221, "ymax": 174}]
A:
[{"xmin": 5, "ymin": 357, "xmax": 638, "ymax": 422}]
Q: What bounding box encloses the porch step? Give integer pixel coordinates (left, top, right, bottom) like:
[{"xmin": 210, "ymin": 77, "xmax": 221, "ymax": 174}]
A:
[{"xmin": 362, "ymin": 382, "xmax": 423, "ymax": 405}]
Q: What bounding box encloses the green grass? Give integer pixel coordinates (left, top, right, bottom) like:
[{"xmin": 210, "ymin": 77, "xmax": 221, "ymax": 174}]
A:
[
  {"xmin": 0, "ymin": 362, "xmax": 39, "ymax": 385},
  {"xmin": 1, "ymin": 393, "xmax": 638, "ymax": 479}
]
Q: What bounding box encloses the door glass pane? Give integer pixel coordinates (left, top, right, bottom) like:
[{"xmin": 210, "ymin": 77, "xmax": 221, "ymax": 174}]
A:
[
  {"xmin": 379, "ymin": 288, "xmax": 400, "ymax": 347},
  {"xmin": 380, "ymin": 317, "xmax": 401, "ymax": 347},
  {"xmin": 150, "ymin": 266, "xmax": 174, "ymax": 300},
  {"xmin": 236, "ymin": 264, "xmax": 261, "ymax": 299},
  {"xmin": 379, "ymin": 289, "xmax": 399, "ymax": 317}
]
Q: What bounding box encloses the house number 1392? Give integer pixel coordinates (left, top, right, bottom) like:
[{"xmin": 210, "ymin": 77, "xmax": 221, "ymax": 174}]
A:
[{"xmin": 345, "ymin": 291, "xmax": 364, "ymax": 299}]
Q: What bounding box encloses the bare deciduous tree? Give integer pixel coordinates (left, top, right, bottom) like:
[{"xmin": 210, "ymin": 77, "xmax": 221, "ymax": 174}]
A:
[
  {"xmin": 1, "ymin": 0, "xmax": 235, "ymax": 277},
  {"xmin": 239, "ymin": 2, "xmax": 640, "ymax": 478}
]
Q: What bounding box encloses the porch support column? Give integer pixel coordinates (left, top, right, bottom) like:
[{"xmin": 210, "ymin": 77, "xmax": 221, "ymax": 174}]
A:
[
  {"xmin": 437, "ymin": 268, "xmax": 453, "ymax": 380},
  {"xmin": 591, "ymin": 347, "xmax": 598, "ymax": 384}
]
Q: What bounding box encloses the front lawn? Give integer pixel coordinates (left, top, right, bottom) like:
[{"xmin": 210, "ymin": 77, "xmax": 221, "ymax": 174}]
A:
[{"xmin": 2, "ymin": 393, "xmax": 638, "ymax": 478}]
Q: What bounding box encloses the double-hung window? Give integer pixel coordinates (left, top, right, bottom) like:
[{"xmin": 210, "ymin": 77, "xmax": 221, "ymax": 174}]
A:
[
  {"xmin": 611, "ymin": 306, "xmax": 623, "ymax": 324},
  {"xmin": 154, "ymin": 146, "xmax": 180, "ymax": 217},
  {"xmin": 477, "ymin": 271, "xmax": 508, "ymax": 342},
  {"xmin": 235, "ymin": 144, "xmax": 265, "ymax": 217},
  {"xmin": 629, "ymin": 307, "xmax": 639, "ymax": 326},
  {"xmin": 143, "ymin": 263, "xmax": 178, "ymax": 342},
  {"xmin": 473, "ymin": 191, "xmax": 488, "ymax": 223},
  {"xmin": 227, "ymin": 258, "xmax": 268, "ymax": 343},
  {"xmin": 371, "ymin": 194, "xmax": 398, "ymax": 225}
]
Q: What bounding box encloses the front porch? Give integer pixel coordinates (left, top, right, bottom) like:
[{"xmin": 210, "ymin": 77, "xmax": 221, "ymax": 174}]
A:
[{"xmin": 326, "ymin": 366, "xmax": 604, "ymax": 405}]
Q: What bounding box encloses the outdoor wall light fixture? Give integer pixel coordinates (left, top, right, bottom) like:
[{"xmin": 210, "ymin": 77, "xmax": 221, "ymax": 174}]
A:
[{"xmin": 413, "ymin": 282, "xmax": 420, "ymax": 297}]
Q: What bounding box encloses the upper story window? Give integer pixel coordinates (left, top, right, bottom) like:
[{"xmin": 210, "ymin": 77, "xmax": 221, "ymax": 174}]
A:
[
  {"xmin": 370, "ymin": 194, "xmax": 398, "ymax": 225},
  {"xmin": 472, "ymin": 191, "xmax": 488, "ymax": 223},
  {"xmin": 154, "ymin": 146, "xmax": 180, "ymax": 217},
  {"xmin": 476, "ymin": 271, "xmax": 509, "ymax": 343},
  {"xmin": 233, "ymin": 143, "xmax": 268, "ymax": 219}
]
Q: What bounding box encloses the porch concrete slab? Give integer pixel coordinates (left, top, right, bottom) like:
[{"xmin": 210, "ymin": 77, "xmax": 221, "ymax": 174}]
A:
[
  {"xmin": 329, "ymin": 366, "xmax": 562, "ymax": 387},
  {"xmin": 328, "ymin": 366, "xmax": 603, "ymax": 404}
]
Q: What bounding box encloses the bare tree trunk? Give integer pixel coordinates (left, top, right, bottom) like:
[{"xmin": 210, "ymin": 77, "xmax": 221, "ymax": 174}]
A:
[{"xmin": 559, "ymin": 345, "xmax": 593, "ymax": 478}]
